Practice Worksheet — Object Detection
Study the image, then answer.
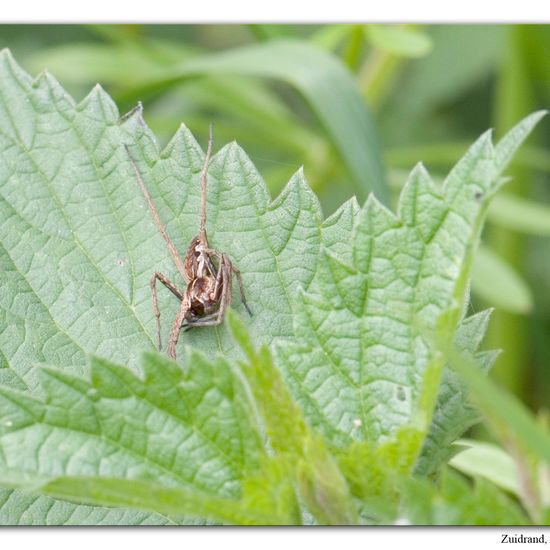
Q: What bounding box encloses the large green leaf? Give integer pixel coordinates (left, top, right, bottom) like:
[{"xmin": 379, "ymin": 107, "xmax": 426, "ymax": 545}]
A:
[
  {"xmin": 0, "ymin": 48, "xmax": 321, "ymax": 523},
  {"xmin": 24, "ymin": 42, "xmax": 326, "ymax": 176},
  {"xmin": 0, "ymin": 313, "xmax": 360, "ymax": 525},
  {"xmin": 0, "ymin": 48, "xmax": 545, "ymax": 524},
  {"xmin": 0, "ymin": 351, "xmax": 293, "ymax": 525},
  {"xmin": 0, "ymin": 48, "xmax": 322, "ymax": 388},
  {"xmin": 276, "ymin": 112, "xmax": 546, "ymax": 455}
]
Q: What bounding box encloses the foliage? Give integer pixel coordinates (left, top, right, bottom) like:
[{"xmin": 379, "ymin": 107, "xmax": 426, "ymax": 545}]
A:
[{"xmin": 0, "ymin": 49, "xmax": 548, "ymax": 524}]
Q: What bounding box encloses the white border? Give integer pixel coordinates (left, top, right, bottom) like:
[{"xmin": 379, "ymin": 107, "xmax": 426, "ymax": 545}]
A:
[
  {"xmin": 2, "ymin": 528, "xmax": 550, "ymax": 550},
  {"xmin": 1, "ymin": 5, "xmax": 549, "ymax": 548},
  {"xmin": 1, "ymin": 0, "xmax": 550, "ymax": 23}
]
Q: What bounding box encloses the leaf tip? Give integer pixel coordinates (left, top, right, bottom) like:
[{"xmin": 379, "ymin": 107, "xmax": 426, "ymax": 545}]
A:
[
  {"xmin": 494, "ymin": 111, "xmax": 548, "ymax": 175},
  {"xmin": 220, "ymin": 139, "xmax": 241, "ymax": 159},
  {"xmin": 34, "ymin": 69, "xmax": 76, "ymax": 108},
  {"xmin": 0, "ymin": 47, "xmax": 15, "ymax": 65},
  {"xmin": 349, "ymin": 195, "xmax": 360, "ymax": 211},
  {"xmin": 296, "ymin": 164, "xmax": 309, "ymax": 183},
  {"xmin": 77, "ymin": 82, "xmax": 119, "ymax": 124},
  {"xmin": 118, "ymin": 101, "xmax": 145, "ymax": 127},
  {"xmin": 410, "ymin": 161, "xmax": 430, "ymax": 179},
  {"xmin": 402, "ymin": 161, "xmax": 434, "ymax": 191},
  {"xmin": 321, "ymin": 195, "xmax": 359, "ymax": 231},
  {"xmin": 162, "ymin": 122, "xmax": 202, "ymax": 163},
  {"xmin": 0, "ymin": 47, "xmax": 30, "ymax": 83},
  {"xmin": 523, "ymin": 109, "xmax": 548, "ymax": 126},
  {"xmin": 271, "ymin": 165, "xmax": 321, "ymax": 222},
  {"xmin": 362, "ymin": 191, "xmax": 400, "ymax": 228}
]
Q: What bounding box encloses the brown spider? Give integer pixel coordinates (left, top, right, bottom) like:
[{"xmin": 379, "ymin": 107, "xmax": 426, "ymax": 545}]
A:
[{"xmin": 125, "ymin": 126, "xmax": 251, "ymax": 360}]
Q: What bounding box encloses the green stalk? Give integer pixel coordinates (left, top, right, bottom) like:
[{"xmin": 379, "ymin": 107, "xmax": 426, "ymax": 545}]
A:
[
  {"xmin": 488, "ymin": 25, "xmax": 535, "ymax": 396},
  {"xmin": 358, "ymin": 24, "xmax": 426, "ymax": 108},
  {"xmin": 358, "ymin": 45, "xmax": 402, "ymax": 108}
]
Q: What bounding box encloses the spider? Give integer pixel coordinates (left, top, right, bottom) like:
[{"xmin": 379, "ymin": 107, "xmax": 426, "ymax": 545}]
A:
[{"xmin": 125, "ymin": 126, "xmax": 252, "ymax": 360}]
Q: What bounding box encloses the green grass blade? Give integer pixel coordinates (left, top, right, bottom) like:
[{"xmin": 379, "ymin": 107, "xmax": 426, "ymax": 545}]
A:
[
  {"xmin": 449, "ymin": 439, "xmax": 520, "ymax": 496},
  {"xmin": 471, "ymin": 245, "xmax": 534, "ymax": 314},
  {"xmin": 364, "ymin": 25, "xmax": 433, "ymax": 57},
  {"xmin": 448, "ymin": 348, "xmax": 550, "ymax": 465},
  {"xmin": 167, "ymin": 40, "xmax": 388, "ymax": 203},
  {"xmin": 488, "ymin": 192, "xmax": 550, "ymax": 236}
]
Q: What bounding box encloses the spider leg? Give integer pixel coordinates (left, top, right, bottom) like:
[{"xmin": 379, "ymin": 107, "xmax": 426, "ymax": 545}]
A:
[
  {"xmin": 181, "ymin": 313, "xmax": 221, "ymax": 330},
  {"xmin": 150, "ymin": 272, "xmax": 185, "ymax": 351},
  {"xmin": 205, "ymin": 248, "xmax": 252, "ymax": 316},
  {"xmin": 125, "ymin": 145, "xmax": 189, "ymax": 282},
  {"xmin": 166, "ymin": 296, "xmax": 190, "ymax": 360},
  {"xmin": 231, "ymin": 263, "xmax": 253, "ymax": 317},
  {"xmin": 213, "ymin": 252, "xmax": 228, "ymax": 296},
  {"xmin": 203, "ymin": 246, "xmax": 218, "ymax": 278},
  {"xmin": 215, "ymin": 255, "xmax": 232, "ymax": 321}
]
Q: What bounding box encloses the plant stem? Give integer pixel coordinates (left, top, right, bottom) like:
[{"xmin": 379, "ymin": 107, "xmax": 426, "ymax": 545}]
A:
[
  {"xmin": 358, "ymin": 46, "xmax": 401, "ymax": 108},
  {"xmin": 487, "ymin": 25, "xmax": 535, "ymax": 397}
]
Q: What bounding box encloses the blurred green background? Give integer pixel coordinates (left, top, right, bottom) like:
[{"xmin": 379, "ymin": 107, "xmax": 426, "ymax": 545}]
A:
[{"xmin": 2, "ymin": 24, "xmax": 549, "ymax": 414}]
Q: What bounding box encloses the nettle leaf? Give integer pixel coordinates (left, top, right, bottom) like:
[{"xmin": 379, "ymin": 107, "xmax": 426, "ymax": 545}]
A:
[
  {"xmin": 319, "ymin": 198, "xmax": 499, "ymax": 475},
  {"xmin": 0, "ymin": 348, "xmax": 282, "ymax": 525},
  {"xmin": 0, "ymin": 48, "xmax": 322, "ymax": 393},
  {"xmin": 0, "ymin": 48, "xmax": 545, "ymax": 524},
  {"xmin": 0, "ymin": 49, "xmax": 321, "ymax": 523},
  {"xmin": 0, "ymin": 313, "xmax": 361, "ymax": 525},
  {"xmin": 415, "ymin": 310, "xmax": 499, "ymax": 476},
  {"xmin": 0, "ymin": 489, "xmax": 190, "ymax": 525},
  {"xmin": 276, "ymin": 112, "xmax": 546, "ymax": 458}
]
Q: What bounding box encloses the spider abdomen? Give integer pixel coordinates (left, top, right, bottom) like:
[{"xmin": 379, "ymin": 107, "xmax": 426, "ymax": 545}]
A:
[{"xmin": 186, "ymin": 276, "xmax": 219, "ymax": 317}]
